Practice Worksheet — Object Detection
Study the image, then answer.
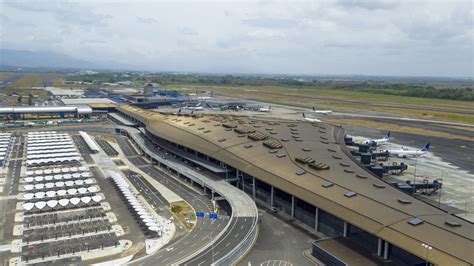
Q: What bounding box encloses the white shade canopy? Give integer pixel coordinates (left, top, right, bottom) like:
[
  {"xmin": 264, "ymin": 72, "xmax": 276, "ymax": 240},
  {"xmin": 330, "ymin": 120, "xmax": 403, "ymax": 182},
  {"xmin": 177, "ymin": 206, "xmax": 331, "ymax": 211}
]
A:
[
  {"xmin": 75, "ymin": 180, "xmax": 84, "ymax": 186},
  {"xmin": 46, "ymin": 191, "xmax": 56, "ymax": 197},
  {"xmin": 23, "ymin": 202, "xmax": 35, "ymax": 211},
  {"xmin": 53, "ymin": 168, "xmax": 61, "ymax": 174},
  {"xmin": 70, "ymin": 167, "xmax": 78, "ymax": 172},
  {"xmin": 148, "ymin": 226, "xmax": 160, "ymax": 232},
  {"xmin": 25, "ymin": 177, "xmax": 34, "ymax": 183},
  {"xmin": 70, "ymin": 197, "xmax": 80, "ymax": 205},
  {"xmin": 55, "ymin": 181, "xmax": 65, "ymax": 187},
  {"xmin": 81, "ymin": 196, "xmax": 92, "ymax": 204},
  {"xmin": 145, "ymin": 222, "xmax": 159, "ymax": 227},
  {"xmin": 84, "ymin": 179, "xmax": 94, "ymax": 184},
  {"xmin": 23, "ymin": 193, "xmax": 34, "ymax": 200},
  {"xmin": 26, "ymin": 171, "xmax": 34, "ymax": 176},
  {"xmin": 44, "ymin": 175, "xmax": 54, "ymax": 181},
  {"xmin": 34, "ymin": 170, "xmax": 43, "ymax": 175},
  {"xmin": 47, "ymin": 200, "xmax": 58, "ymax": 208},
  {"xmin": 45, "ymin": 182, "xmax": 55, "ymax": 188},
  {"xmin": 78, "ymin": 187, "xmax": 87, "ymax": 194},
  {"xmin": 35, "ymin": 184, "xmax": 45, "ymax": 190},
  {"xmin": 92, "ymin": 195, "xmax": 103, "ymax": 202},
  {"xmin": 24, "ymin": 184, "xmax": 34, "ymax": 191},
  {"xmin": 140, "ymin": 214, "xmax": 153, "ymax": 219},
  {"xmin": 54, "ymin": 174, "xmax": 62, "ymax": 180},
  {"xmin": 63, "ymin": 174, "xmax": 72, "ymax": 179},
  {"xmin": 59, "ymin": 198, "xmax": 69, "ymax": 206},
  {"xmin": 87, "ymin": 186, "xmax": 98, "ymax": 193},
  {"xmin": 44, "ymin": 169, "xmax": 52, "ymax": 174},
  {"xmin": 72, "ymin": 173, "xmax": 81, "ymax": 178},
  {"xmin": 65, "ymin": 181, "xmax": 74, "ymax": 187},
  {"xmin": 78, "ymin": 166, "xmax": 87, "ymax": 171},
  {"xmin": 57, "ymin": 189, "xmax": 67, "ymax": 196},
  {"xmin": 81, "ymin": 172, "xmax": 91, "ymax": 178},
  {"xmin": 143, "ymin": 218, "xmax": 155, "ymax": 223},
  {"xmin": 67, "ymin": 188, "xmax": 77, "ymax": 195},
  {"xmin": 34, "ymin": 176, "xmax": 44, "ymax": 182},
  {"xmin": 35, "ymin": 201, "xmax": 46, "ymax": 209},
  {"xmin": 34, "ymin": 191, "xmax": 46, "ymax": 199}
]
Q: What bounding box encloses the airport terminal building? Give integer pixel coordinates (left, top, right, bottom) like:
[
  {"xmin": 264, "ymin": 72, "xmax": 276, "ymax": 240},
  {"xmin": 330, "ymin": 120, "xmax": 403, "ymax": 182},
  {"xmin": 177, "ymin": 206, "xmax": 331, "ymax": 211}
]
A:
[{"xmin": 117, "ymin": 105, "xmax": 473, "ymax": 266}]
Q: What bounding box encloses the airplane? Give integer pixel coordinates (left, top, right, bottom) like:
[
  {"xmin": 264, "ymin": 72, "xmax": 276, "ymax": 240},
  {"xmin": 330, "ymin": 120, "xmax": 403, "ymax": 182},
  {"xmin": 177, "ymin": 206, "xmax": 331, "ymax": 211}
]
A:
[
  {"xmin": 258, "ymin": 106, "xmax": 272, "ymax": 112},
  {"xmin": 183, "ymin": 102, "xmax": 204, "ymax": 111},
  {"xmin": 302, "ymin": 113, "xmax": 321, "ymax": 123},
  {"xmin": 362, "ymin": 131, "xmax": 391, "ymax": 146},
  {"xmin": 386, "ymin": 143, "xmax": 430, "ymax": 158},
  {"xmin": 312, "ymin": 107, "xmax": 332, "ymax": 115}
]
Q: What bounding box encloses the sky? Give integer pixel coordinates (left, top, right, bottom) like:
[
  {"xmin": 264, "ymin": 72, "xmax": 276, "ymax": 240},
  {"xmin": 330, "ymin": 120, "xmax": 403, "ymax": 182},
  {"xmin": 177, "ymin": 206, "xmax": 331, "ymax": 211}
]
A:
[{"xmin": 0, "ymin": 0, "xmax": 473, "ymax": 77}]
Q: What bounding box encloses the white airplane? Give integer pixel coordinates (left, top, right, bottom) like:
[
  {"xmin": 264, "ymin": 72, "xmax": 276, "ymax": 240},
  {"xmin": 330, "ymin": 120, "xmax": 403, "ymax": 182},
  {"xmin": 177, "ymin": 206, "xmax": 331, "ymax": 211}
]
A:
[
  {"xmin": 183, "ymin": 103, "xmax": 204, "ymax": 111},
  {"xmin": 197, "ymin": 96, "xmax": 212, "ymax": 100},
  {"xmin": 386, "ymin": 143, "xmax": 430, "ymax": 158},
  {"xmin": 302, "ymin": 113, "xmax": 321, "ymax": 123},
  {"xmin": 312, "ymin": 107, "xmax": 332, "ymax": 115},
  {"xmin": 258, "ymin": 106, "xmax": 272, "ymax": 112},
  {"xmin": 362, "ymin": 131, "xmax": 391, "ymax": 146}
]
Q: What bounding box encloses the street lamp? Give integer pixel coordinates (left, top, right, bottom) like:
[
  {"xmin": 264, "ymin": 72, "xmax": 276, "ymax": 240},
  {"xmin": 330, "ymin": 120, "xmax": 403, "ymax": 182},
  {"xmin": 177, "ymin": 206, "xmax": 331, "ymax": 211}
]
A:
[{"xmin": 421, "ymin": 243, "xmax": 432, "ymax": 266}]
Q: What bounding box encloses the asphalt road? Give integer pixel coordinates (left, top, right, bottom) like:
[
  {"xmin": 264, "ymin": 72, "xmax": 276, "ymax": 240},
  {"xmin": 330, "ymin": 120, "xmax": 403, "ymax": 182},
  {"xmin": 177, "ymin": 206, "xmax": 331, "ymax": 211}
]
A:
[
  {"xmin": 238, "ymin": 210, "xmax": 315, "ymax": 266},
  {"xmin": 182, "ymin": 216, "xmax": 256, "ymax": 266},
  {"xmin": 1, "ymin": 135, "xmax": 23, "ymax": 244},
  {"xmin": 95, "ymin": 139, "xmax": 119, "ymax": 157},
  {"xmin": 119, "ymin": 143, "xmax": 229, "ymax": 266}
]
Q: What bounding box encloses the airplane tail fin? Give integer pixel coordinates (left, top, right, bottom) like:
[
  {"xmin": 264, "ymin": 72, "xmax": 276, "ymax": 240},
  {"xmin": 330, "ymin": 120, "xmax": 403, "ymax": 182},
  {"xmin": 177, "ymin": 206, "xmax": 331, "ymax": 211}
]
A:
[
  {"xmin": 191, "ymin": 110, "xmax": 194, "ymax": 115},
  {"xmin": 421, "ymin": 142, "xmax": 430, "ymax": 152},
  {"xmin": 312, "ymin": 107, "xmax": 315, "ymax": 111},
  {"xmin": 178, "ymin": 109, "xmax": 181, "ymax": 113},
  {"xmin": 302, "ymin": 113, "xmax": 306, "ymax": 118},
  {"xmin": 384, "ymin": 131, "xmax": 391, "ymax": 139}
]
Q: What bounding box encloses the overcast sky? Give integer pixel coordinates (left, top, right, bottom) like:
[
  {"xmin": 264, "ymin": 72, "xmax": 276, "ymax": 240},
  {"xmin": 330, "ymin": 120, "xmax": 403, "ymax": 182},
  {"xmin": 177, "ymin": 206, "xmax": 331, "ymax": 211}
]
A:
[{"xmin": 1, "ymin": 0, "xmax": 473, "ymax": 77}]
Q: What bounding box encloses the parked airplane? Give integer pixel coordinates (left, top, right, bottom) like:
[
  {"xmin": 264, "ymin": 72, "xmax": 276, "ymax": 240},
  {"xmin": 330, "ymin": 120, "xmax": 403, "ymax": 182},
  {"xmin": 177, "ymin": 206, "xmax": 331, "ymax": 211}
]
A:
[
  {"xmin": 258, "ymin": 106, "xmax": 272, "ymax": 112},
  {"xmin": 312, "ymin": 107, "xmax": 332, "ymax": 115},
  {"xmin": 387, "ymin": 143, "xmax": 430, "ymax": 158},
  {"xmin": 302, "ymin": 113, "xmax": 321, "ymax": 123},
  {"xmin": 183, "ymin": 103, "xmax": 204, "ymax": 111},
  {"xmin": 363, "ymin": 131, "xmax": 391, "ymax": 146}
]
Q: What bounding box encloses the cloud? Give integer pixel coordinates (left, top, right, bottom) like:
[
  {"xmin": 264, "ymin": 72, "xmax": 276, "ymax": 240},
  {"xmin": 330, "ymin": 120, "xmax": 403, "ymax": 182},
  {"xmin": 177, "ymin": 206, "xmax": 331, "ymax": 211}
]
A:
[
  {"xmin": 179, "ymin": 27, "xmax": 198, "ymax": 36},
  {"xmin": 0, "ymin": 0, "xmax": 472, "ymax": 77},
  {"xmin": 137, "ymin": 17, "xmax": 158, "ymax": 24},
  {"xmin": 243, "ymin": 18, "xmax": 297, "ymax": 29},
  {"xmin": 335, "ymin": 0, "xmax": 399, "ymax": 10}
]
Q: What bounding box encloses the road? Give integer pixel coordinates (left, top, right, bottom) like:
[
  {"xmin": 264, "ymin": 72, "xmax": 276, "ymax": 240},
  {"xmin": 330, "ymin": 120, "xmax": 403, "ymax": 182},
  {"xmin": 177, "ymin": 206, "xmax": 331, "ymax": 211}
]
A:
[
  {"xmin": 1, "ymin": 135, "xmax": 23, "ymax": 244},
  {"xmin": 115, "ymin": 137, "xmax": 230, "ymax": 265}
]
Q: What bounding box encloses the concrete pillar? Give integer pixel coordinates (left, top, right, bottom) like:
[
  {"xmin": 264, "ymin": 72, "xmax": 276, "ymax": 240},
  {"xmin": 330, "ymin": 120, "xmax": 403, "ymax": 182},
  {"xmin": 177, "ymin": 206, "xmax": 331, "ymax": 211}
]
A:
[
  {"xmin": 252, "ymin": 176, "xmax": 256, "ymax": 201},
  {"xmin": 270, "ymin": 186, "xmax": 274, "ymax": 207},
  {"xmin": 377, "ymin": 238, "xmax": 383, "ymax": 257},
  {"xmin": 190, "ymin": 180, "xmax": 194, "ymax": 186},
  {"xmin": 383, "ymin": 241, "xmax": 389, "ymax": 260},
  {"xmin": 211, "ymin": 191, "xmax": 214, "ymax": 200},
  {"xmin": 343, "ymin": 221, "xmax": 348, "ymax": 237},
  {"xmin": 315, "ymin": 207, "xmax": 319, "ymax": 232},
  {"xmin": 291, "ymin": 195, "xmax": 295, "ymax": 218},
  {"xmin": 236, "ymin": 169, "xmax": 239, "ymax": 178}
]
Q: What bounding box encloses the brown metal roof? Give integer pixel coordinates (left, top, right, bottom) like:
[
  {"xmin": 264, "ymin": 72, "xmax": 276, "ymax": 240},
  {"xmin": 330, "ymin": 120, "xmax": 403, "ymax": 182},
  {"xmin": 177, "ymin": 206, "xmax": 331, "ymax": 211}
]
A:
[{"xmin": 119, "ymin": 105, "xmax": 474, "ymax": 265}]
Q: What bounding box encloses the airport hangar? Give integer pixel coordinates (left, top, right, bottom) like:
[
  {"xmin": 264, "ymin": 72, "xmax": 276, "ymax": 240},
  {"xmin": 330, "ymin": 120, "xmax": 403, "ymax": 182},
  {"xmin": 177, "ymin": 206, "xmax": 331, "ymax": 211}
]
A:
[{"xmin": 116, "ymin": 105, "xmax": 473, "ymax": 266}]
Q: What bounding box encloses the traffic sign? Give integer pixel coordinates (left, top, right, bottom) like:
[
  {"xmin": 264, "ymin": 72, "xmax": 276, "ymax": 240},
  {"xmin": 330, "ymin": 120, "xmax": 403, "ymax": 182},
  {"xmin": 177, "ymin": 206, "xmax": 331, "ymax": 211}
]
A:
[
  {"xmin": 196, "ymin": 211, "xmax": 205, "ymax": 217},
  {"xmin": 209, "ymin": 213, "xmax": 218, "ymax": 219}
]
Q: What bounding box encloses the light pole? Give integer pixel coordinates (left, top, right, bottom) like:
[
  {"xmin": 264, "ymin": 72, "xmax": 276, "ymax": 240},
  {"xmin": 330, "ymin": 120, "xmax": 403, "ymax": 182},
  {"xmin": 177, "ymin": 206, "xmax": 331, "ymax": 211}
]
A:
[
  {"xmin": 421, "ymin": 243, "xmax": 432, "ymax": 266},
  {"xmin": 413, "ymin": 155, "xmax": 419, "ymax": 195}
]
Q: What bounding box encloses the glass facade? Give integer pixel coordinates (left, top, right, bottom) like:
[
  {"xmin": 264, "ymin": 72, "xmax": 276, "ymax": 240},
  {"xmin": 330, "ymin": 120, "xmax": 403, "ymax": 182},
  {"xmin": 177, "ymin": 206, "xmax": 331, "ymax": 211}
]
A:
[
  {"xmin": 347, "ymin": 224, "xmax": 378, "ymax": 254},
  {"xmin": 389, "ymin": 244, "xmax": 426, "ymax": 265},
  {"xmin": 318, "ymin": 209, "xmax": 344, "ymax": 237},
  {"xmin": 295, "ymin": 198, "xmax": 316, "ymax": 228}
]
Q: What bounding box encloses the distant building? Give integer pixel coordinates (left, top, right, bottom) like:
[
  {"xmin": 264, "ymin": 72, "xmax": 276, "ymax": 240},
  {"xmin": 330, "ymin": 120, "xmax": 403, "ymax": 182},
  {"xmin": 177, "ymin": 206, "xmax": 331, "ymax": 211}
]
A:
[{"xmin": 144, "ymin": 83, "xmax": 160, "ymax": 94}]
